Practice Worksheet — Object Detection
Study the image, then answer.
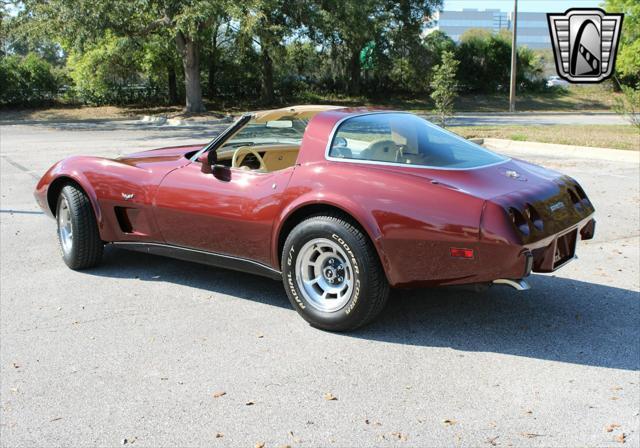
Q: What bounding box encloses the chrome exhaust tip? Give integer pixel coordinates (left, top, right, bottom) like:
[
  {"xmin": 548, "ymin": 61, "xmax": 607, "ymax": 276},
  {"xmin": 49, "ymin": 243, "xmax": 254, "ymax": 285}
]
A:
[{"xmin": 492, "ymin": 278, "xmax": 531, "ymax": 291}]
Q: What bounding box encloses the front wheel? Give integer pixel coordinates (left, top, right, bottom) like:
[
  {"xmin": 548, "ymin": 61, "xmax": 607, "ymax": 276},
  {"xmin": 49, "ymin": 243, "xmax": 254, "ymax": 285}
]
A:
[
  {"xmin": 282, "ymin": 215, "xmax": 389, "ymax": 331},
  {"xmin": 56, "ymin": 185, "xmax": 104, "ymax": 270}
]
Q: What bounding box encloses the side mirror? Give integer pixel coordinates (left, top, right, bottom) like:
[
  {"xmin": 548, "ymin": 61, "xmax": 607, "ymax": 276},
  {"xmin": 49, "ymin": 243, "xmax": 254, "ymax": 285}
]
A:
[
  {"xmin": 197, "ymin": 152, "xmax": 212, "ymax": 174},
  {"xmin": 212, "ymin": 164, "xmax": 231, "ymax": 182},
  {"xmin": 197, "ymin": 151, "xmax": 230, "ymax": 181},
  {"xmin": 197, "ymin": 151, "xmax": 218, "ymax": 173}
]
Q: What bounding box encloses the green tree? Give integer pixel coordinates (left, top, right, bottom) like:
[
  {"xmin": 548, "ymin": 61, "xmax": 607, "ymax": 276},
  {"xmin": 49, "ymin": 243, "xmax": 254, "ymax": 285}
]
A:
[
  {"xmin": 455, "ymin": 28, "xmax": 544, "ymax": 93},
  {"xmin": 385, "ymin": 1, "xmax": 442, "ymax": 93},
  {"xmin": 202, "ymin": 16, "xmax": 233, "ymax": 100},
  {"xmin": 16, "ymin": 0, "xmax": 230, "ymax": 112},
  {"xmin": 1, "ymin": 2, "xmax": 10, "ymax": 58},
  {"xmin": 423, "ymin": 30, "xmax": 456, "ymax": 66},
  {"xmin": 311, "ymin": 0, "xmax": 382, "ymax": 96},
  {"xmin": 603, "ymin": 0, "xmax": 639, "ymax": 86},
  {"xmin": 309, "ymin": 0, "xmax": 441, "ymax": 96},
  {"xmin": 67, "ymin": 34, "xmax": 146, "ymax": 105},
  {"xmin": 430, "ymin": 50, "xmax": 459, "ymax": 127},
  {"xmin": 235, "ymin": 0, "xmax": 304, "ymax": 104}
]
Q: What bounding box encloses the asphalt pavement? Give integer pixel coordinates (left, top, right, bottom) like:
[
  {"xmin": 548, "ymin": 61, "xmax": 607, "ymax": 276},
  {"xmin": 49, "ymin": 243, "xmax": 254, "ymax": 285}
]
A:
[{"xmin": 1, "ymin": 121, "xmax": 638, "ymax": 447}]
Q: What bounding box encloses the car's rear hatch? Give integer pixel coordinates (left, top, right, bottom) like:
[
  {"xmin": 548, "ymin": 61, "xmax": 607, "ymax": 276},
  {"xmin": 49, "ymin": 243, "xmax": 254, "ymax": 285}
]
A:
[{"xmin": 369, "ymin": 157, "xmax": 595, "ymax": 245}]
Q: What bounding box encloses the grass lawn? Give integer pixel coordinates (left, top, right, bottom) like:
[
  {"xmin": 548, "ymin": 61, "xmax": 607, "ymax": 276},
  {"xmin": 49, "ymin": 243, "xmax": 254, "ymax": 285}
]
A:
[
  {"xmin": 452, "ymin": 85, "xmax": 622, "ymax": 112},
  {"xmin": 0, "ymin": 85, "xmax": 625, "ymax": 122},
  {"xmin": 0, "ymin": 104, "xmax": 202, "ymax": 122},
  {"xmin": 2, "ymin": 85, "xmax": 636, "ymax": 150},
  {"xmin": 453, "ymin": 125, "xmax": 640, "ymax": 151},
  {"xmin": 324, "ymin": 84, "xmax": 623, "ymax": 113}
]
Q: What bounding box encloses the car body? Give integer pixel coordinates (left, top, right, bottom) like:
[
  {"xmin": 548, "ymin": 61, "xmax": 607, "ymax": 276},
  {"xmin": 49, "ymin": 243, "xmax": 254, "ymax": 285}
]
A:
[
  {"xmin": 546, "ymin": 76, "xmax": 571, "ymax": 88},
  {"xmin": 35, "ymin": 105, "xmax": 595, "ymax": 330}
]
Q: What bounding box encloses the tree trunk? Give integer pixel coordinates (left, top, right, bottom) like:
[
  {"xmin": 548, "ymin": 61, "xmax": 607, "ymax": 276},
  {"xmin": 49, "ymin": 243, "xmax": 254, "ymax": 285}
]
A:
[
  {"xmin": 348, "ymin": 49, "xmax": 361, "ymax": 96},
  {"xmin": 260, "ymin": 47, "xmax": 274, "ymax": 104},
  {"xmin": 167, "ymin": 65, "xmax": 178, "ymax": 104},
  {"xmin": 175, "ymin": 31, "xmax": 205, "ymax": 113}
]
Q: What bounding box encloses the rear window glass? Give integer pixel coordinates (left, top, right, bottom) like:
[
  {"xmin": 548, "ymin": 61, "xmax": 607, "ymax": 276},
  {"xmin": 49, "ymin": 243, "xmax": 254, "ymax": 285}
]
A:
[{"xmin": 328, "ymin": 113, "xmax": 507, "ymax": 169}]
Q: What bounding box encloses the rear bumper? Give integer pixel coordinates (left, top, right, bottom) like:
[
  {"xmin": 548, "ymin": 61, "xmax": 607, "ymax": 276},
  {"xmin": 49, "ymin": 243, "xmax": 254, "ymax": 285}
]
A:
[
  {"xmin": 396, "ymin": 214, "xmax": 595, "ymax": 288},
  {"xmin": 385, "ymin": 215, "xmax": 595, "ymax": 288},
  {"xmin": 525, "ymin": 216, "xmax": 595, "ymax": 273}
]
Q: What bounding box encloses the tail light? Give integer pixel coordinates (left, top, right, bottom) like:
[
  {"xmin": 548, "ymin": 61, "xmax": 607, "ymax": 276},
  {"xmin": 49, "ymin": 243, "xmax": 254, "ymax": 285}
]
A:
[
  {"xmin": 574, "ymin": 184, "xmax": 588, "ymax": 201},
  {"xmin": 524, "ymin": 203, "xmax": 544, "ymax": 231},
  {"xmin": 450, "ymin": 248, "xmax": 474, "ymax": 259},
  {"xmin": 568, "ymin": 188, "xmax": 582, "ymax": 207},
  {"xmin": 509, "ymin": 207, "xmax": 530, "ymax": 236}
]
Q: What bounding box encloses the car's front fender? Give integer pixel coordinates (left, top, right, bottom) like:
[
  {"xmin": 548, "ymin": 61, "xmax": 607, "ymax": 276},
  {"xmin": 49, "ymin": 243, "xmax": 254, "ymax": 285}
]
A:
[{"xmin": 34, "ymin": 157, "xmax": 104, "ymax": 226}]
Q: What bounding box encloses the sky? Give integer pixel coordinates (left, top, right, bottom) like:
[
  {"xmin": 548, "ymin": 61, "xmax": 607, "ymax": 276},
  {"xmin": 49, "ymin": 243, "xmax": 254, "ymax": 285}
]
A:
[{"xmin": 444, "ymin": 0, "xmax": 602, "ymax": 13}]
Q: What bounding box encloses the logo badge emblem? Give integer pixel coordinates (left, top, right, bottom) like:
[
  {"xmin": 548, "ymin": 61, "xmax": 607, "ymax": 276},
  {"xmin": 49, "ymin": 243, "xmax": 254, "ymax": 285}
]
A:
[
  {"xmin": 547, "ymin": 8, "xmax": 623, "ymax": 83},
  {"xmin": 549, "ymin": 201, "xmax": 565, "ymax": 212}
]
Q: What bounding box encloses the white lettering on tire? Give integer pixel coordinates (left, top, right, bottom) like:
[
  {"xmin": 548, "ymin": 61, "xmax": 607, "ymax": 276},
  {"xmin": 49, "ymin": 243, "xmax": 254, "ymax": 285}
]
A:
[
  {"xmin": 332, "ymin": 233, "xmax": 361, "ymax": 314},
  {"xmin": 286, "ymin": 246, "xmax": 305, "ymax": 309}
]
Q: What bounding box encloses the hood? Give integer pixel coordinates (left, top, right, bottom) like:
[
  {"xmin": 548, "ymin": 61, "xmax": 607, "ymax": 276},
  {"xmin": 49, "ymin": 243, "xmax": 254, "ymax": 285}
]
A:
[{"xmin": 116, "ymin": 144, "xmax": 205, "ymax": 169}]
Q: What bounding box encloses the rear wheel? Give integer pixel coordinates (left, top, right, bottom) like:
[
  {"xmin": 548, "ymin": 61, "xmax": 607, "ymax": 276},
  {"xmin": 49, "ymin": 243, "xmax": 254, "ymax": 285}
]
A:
[
  {"xmin": 282, "ymin": 215, "xmax": 389, "ymax": 331},
  {"xmin": 56, "ymin": 185, "xmax": 103, "ymax": 269}
]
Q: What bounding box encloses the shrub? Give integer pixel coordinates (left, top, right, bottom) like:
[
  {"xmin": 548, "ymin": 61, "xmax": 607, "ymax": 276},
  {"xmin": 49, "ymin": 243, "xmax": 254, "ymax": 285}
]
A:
[
  {"xmin": 0, "ymin": 53, "xmax": 62, "ymax": 106},
  {"xmin": 430, "ymin": 51, "xmax": 460, "ymax": 127},
  {"xmin": 67, "ymin": 34, "xmax": 164, "ymax": 105},
  {"xmin": 613, "ymin": 84, "xmax": 640, "ymax": 130},
  {"xmin": 455, "ymin": 28, "xmax": 545, "ymax": 93}
]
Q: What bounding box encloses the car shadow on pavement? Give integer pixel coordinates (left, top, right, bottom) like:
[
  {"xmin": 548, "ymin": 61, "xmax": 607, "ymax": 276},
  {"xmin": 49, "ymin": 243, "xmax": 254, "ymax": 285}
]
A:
[
  {"xmin": 95, "ymin": 246, "xmax": 291, "ymax": 310},
  {"xmin": 94, "ymin": 246, "xmax": 639, "ymax": 371},
  {"xmin": 356, "ymin": 275, "xmax": 640, "ymax": 371}
]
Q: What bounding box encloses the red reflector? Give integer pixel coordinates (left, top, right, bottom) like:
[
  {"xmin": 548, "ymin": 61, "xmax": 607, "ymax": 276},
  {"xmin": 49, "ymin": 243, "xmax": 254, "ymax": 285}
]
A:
[{"xmin": 450, "ymin": 248, "xmax": 474, "ymax": 259}]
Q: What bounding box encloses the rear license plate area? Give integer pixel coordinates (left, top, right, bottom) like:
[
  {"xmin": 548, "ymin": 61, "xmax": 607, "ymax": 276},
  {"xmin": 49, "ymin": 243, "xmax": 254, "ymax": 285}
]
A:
[{"xmin": 553, "ymin": 229, "xmax": 577, "ymax": 269}]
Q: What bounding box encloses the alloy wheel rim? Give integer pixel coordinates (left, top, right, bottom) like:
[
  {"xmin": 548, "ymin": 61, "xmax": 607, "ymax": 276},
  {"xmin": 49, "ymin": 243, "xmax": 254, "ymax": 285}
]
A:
[
  {"xmin": 295, "ymin": 238, "xmax": 354, "ymax": 312},
  {"xmin": 57, "ymin": 197, "xmax": 73, "ymax": 254}
]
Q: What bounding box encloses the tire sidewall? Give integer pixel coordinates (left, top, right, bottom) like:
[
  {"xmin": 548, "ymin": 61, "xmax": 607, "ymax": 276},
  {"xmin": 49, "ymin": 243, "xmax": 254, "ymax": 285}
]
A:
[
  {"xmin": 282, "ymin": 218, "xmax": 374, "ymax": 330},
  {"xmin": 57, "ymin": 187, "xmax": 76, "ymax": 265},
  {"xmin": 57, "ymin": 186, "xmax": 92, "ymax": 267}
]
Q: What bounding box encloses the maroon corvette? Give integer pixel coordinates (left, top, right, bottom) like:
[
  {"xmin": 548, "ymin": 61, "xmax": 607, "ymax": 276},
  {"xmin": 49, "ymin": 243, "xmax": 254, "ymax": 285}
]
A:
[{"xmin": 35, "ymin": 106, "xmax": 595, "ymax": 330}]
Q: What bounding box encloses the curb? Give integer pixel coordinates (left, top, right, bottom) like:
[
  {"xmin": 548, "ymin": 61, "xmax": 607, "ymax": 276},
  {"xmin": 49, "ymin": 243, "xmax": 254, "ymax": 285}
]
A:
[
  {"xmin": 140, "ymin": 115, "xmax": 167, "ymax": 124},
  {"xmin": 140, "ymin": 115, "xmax": 233, "ymax": 126}
]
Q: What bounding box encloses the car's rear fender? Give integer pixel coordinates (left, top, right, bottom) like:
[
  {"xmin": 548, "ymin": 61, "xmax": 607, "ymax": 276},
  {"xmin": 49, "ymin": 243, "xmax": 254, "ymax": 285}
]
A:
[
  {"xmin": 273, "ymin": 162, "xmax": 489, "ymax": 287},
  {"xmin": 272, "ymin": 192, "xmax": 390, "ymax": 280}
]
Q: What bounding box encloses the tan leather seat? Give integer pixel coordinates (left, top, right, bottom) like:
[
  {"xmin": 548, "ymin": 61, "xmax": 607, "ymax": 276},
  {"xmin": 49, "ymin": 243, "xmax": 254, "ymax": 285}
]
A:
[
  {"xmin": 234, "ymin": 145, "xmax": 300, "ymax": 172},
  {"xmin": 262, "ymin": 149, "xmax": 299, "ymax": 171},
  {"xmin": 362, "ymin": 140, "xmax": 398, "ymax": 162}
]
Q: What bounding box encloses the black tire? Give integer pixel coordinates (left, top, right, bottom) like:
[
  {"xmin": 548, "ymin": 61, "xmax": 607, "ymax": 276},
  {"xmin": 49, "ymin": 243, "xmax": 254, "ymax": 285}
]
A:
[
  {"xmin": 56, "ymin": 184, "xmax": 104, "ymax": 270},
  {"xmin": 282, "ymin": 214, "xmax": 389, "ymax": 331}
]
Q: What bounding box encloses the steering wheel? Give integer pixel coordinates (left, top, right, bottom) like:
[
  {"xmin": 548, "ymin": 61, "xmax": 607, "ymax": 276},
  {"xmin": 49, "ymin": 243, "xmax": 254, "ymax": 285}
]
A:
[{"xmin": 232, "ymin": 146, "xmax": 267, "ymax": 171}]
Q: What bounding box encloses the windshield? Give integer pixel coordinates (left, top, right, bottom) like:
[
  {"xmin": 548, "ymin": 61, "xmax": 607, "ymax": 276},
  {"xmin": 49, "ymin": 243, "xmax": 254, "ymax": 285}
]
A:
[
  {"xmin": 328, "ymin": 113, "xmax": 507, "ymax": 169},
  {"xmin": 221, "ymin": 119, "xmax": 307, "ymax": 149}
]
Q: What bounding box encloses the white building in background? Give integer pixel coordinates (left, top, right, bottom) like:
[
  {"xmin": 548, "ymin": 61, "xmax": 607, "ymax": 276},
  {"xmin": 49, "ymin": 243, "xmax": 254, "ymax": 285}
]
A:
[{"xmin": 424, "ymin": 8, "xmax": 551, "ymax": 49}]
